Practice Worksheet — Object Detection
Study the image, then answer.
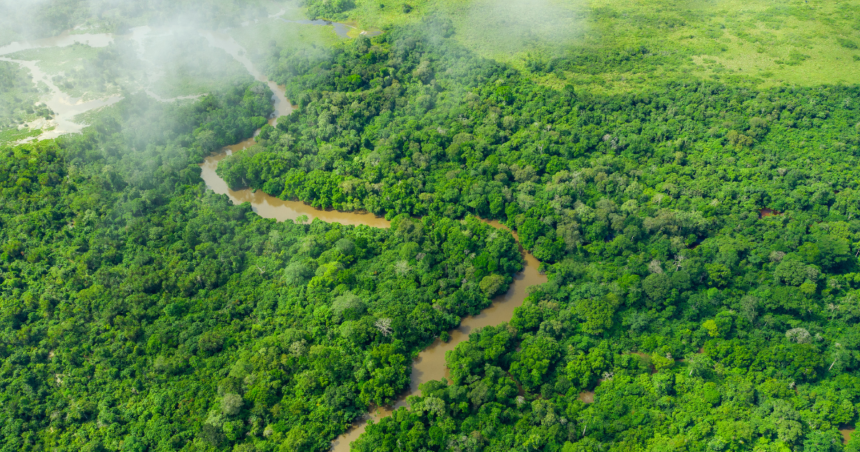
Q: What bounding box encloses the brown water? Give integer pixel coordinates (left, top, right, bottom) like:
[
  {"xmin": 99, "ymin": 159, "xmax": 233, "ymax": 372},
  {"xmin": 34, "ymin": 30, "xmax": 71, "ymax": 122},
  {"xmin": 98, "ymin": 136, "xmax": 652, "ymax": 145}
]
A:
[
  {"xmin": 197, "ymin": 25, "xmax": 544, "ymax": 452},
  {"xmin": 200, "ymin": 94, "xmax": 546, "ymax": 452},
  {"xmin": 201, "ymin": 31, "xmax": 292, "ymax": 120},
  {"xmin": 841, "ymin": 426, "xmax": 855, "ymax": 445},
  {"xmin": 200, "ymin": 144, "xmax": 392, "ymax": 228},
  {"xmin": 331, "ymin": 243, "xmax": 544, "ymax": 451},
  {"xmin": 203, "ymin": 140, "xmax": 545, "ymax": 451},
  {"xmin": 203, "ymin": 143, "xmax": 547, "ymax": 448}
]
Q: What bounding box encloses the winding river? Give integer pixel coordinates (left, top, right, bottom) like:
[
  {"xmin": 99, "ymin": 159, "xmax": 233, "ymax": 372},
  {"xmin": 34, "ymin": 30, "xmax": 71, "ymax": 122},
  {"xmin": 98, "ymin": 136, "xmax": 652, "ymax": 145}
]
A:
[
  {"xmin": 198, "ymin": 44, "xmax": 546, "ymax": 450},
  {"xmin": 3, "ymin": 19, "xmax": 547, "ymax": 451}
]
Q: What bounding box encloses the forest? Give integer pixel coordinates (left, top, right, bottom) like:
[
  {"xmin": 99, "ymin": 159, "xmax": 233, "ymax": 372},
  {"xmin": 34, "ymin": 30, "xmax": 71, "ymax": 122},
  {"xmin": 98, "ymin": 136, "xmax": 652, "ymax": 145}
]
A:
[
  {"xmin": 1, "ymin": 0, "xmax": 860, "ymax": 451},
  {"xmin": 223, "ymin": 15, "xmax": 860, "ymax": 452},
  {"xmin": 0, "ymin": 80, "xmax": 521, "ymax": 450}
]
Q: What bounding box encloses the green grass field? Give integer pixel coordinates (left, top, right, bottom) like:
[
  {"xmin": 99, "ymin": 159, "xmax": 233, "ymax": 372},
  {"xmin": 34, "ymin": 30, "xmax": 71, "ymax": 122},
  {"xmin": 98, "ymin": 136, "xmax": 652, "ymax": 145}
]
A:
[
  {"xmin": 229, "ymin": 14, "xmax": 342, "ymax": 70},
  {"xmin": 334, "ymin": 0, "xmax": 860, "ymax": 90}
]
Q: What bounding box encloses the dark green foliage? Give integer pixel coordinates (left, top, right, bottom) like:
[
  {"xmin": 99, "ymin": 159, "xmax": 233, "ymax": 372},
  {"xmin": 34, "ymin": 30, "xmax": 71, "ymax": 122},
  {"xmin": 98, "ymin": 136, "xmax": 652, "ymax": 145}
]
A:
[
  {"xmin": 4, "ymin": 7, "xmax": 860, "ymax": 452},
  {"xmin": 0, "ymin": 80, "xmax": 521, "ymax": 451},
  {"xmin": 838, "ymin": 38, "xmax": 859, "ymax": 50},
  {"xmin": 223, "ymin": 20, "xmax": 860, "ymax": 273},
  {"xmin": 216, "ymin": 18, "xmax": 860, "ymax": 452}
]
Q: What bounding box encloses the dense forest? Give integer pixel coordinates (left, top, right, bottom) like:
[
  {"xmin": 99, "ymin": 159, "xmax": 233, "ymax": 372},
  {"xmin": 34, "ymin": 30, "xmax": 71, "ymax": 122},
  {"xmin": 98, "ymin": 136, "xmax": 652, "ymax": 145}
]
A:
[
  {"xmin": 2, "ymin": 0, "xmax": 860, "ymax": 451},
  {"xmin": 0, "ymin": 81, "xmax": 521, "ymax": 450},
  {"xmin": 215, "ymin": 17, "xmax": 860, "ymax": 452}
]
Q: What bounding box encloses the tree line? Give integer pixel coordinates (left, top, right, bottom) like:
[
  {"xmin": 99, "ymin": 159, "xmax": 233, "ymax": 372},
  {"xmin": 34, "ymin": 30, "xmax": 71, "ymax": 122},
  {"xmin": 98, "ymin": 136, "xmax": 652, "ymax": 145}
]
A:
[
  {"xmin": 213, "ymin": 17, "xmax": 860, "ymax": 451},
  {"xmin": 0, "ymin": 80, "xmax": 521, "ymax": 451}
]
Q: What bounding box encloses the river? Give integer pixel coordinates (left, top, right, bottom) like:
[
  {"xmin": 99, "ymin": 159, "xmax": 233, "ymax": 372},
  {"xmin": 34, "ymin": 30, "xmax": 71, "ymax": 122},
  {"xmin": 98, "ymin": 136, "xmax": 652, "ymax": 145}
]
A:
[
  {"xmin": 0, "ymin": 31, "xmax": 122, "ymax": 141},
  {"xmin": 196, "ymin": 51, "xmax": 546, "ymax": 450},
  {"xmin": 0, "ymin": 18, "xmax": 368, "ymax": 144},
  {"xmin": 3, "ymin": 19, "xmax": 546, "ymax": 451},
  {"xmin": 201, "ymin": 131, "xmax": 545, "ymax": 452}
]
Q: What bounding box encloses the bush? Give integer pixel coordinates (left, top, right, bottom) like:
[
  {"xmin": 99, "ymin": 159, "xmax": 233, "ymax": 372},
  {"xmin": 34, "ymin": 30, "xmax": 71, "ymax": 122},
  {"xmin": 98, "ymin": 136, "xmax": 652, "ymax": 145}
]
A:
[{"xmin": 304, "ymin": 0, "xmax": 355, "ymax": 19}]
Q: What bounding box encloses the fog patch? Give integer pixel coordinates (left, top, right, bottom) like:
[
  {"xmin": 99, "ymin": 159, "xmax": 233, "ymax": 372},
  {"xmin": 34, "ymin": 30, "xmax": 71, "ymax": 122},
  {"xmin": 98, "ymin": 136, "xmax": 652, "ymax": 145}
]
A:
[
  {"xmin": 447, "ymin": 0, "xmax": 587, "ymax": 60},
  {"xmin": 0, "ymin": 0, "xmax": 289, "ymax": 143}
]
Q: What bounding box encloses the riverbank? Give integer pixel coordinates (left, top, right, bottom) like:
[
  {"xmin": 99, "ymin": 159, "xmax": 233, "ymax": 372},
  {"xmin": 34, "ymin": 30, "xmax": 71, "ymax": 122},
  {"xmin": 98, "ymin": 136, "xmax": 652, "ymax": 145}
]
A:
[{"xmin": 197, "ymin": 45, "xmax": 548, "ymax": 450}]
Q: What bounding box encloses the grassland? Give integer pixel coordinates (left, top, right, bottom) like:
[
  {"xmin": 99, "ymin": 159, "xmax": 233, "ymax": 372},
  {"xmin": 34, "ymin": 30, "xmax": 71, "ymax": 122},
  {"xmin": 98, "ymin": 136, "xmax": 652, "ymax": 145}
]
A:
[
  {"xmin": 332, "ymin": 0, "xmax": 860, "ymax": 90},
  {"xmin": 0, "ymin": 126, "xmax": 43, "ymax": 145},
  {"xmin": 229, "ymin": 13, "xmax": 342, "ymax": 70}
]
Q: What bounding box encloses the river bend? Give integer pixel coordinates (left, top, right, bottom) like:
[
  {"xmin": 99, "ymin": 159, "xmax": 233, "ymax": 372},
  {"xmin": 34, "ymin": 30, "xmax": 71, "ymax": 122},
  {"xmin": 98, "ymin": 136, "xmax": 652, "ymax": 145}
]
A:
[{"xmin": 199, "ymin": 36, "xmax": 546, "ymax": 452}]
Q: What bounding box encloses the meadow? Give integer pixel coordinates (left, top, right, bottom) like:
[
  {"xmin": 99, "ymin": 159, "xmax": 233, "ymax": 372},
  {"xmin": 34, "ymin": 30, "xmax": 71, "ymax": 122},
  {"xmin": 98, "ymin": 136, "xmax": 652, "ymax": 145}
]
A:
[{"xmin": 328, "ymin": 0, "xmax": 860, "ymax": 91}]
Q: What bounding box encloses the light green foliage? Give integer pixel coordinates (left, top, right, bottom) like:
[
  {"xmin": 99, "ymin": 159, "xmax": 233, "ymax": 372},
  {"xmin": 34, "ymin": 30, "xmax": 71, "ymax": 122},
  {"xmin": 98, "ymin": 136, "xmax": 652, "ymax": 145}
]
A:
[
  {"xmin": 304, "ymin": 0, "xmax": 355, "ymax": 20},
  {"xmin": 479, "ymin": 273, "xmax": 506, "ymax": 296},
  {"xmin": 336, "ymin": 0, "xmax": 860, "ymax": 90},
  {"xmin": 509, "ymin": 335, "xmax": 560, "ymax": 390},
  {"xmin": 0, "ymin": 61, "xmax": 46, "ymax": 142}
]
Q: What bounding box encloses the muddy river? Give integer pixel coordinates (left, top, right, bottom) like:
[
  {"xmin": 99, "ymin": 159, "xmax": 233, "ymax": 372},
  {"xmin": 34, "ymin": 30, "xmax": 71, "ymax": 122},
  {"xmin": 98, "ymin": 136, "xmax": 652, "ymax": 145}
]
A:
[
  {"xmin": 4, "ymin": 19, "xmax": 547, "ymax": 451},
  {"xmin": 202, "ymin": 141, "xmax": 544, "ymax": 449},
  {"xmin": 198, "ymin": 41, "xmax": 546, "ymax": 449}
]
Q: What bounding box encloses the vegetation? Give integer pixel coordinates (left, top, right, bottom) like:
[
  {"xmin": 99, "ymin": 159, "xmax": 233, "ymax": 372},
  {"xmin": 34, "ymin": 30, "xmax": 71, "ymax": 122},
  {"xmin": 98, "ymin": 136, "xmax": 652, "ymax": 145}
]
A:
[
  {"xmin": 5, "ymin": 43, "xmax": 129, "ymax": 101},
  {"xmin": 0, "ymin": 61, "xmax": 50, "ymax": 141},
  {"xmin": 5, "ymin": 33, "xmax": 256, "ymax": 100},
  {"xmin": 0, "ymin": 0, "xmax": 286, "ymax": 45},
  {"xmin": 303, "ymin": 0, "xmax": 356, "ymax": 20},
  {"xmin": 2, "ymin": 0, "xmax": 860, "ymax": 451},
  {"xmin": 309, "ymin": 0, "xmax": 860, "ymax": 91},
  {"xmin": 0, "ymin": 81, "xmax": 520, "ymax": 451},
  {"xmin": 215, "ymin": 15, "xmax": 860, "ymax": 451},
  {"xmin": 228, "ymin": 15, "xmax": 342, "ymax": 72}
]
